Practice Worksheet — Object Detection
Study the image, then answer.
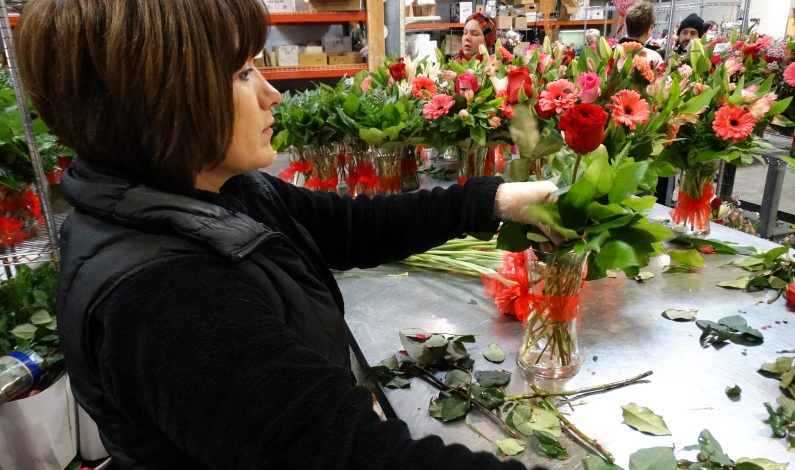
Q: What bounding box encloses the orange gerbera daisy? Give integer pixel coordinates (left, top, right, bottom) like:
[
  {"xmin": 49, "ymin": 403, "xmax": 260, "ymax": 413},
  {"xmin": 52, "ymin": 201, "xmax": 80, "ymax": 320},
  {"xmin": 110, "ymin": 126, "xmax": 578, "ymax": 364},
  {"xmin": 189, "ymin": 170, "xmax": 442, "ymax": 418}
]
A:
[
  {"xmin": 712, "ymin": 105, "xmax": 756, "ymax": 142},
  {"xmin": 411, "ymin": 76, "xmax": 437, "ymax": 99},
  {"xmin": 607, "ymin": 90, "xmax": 650, "ymax": 130},
  {"xmin": 632, "ymin": 56, "xmax": 654, "ymax": 82}
]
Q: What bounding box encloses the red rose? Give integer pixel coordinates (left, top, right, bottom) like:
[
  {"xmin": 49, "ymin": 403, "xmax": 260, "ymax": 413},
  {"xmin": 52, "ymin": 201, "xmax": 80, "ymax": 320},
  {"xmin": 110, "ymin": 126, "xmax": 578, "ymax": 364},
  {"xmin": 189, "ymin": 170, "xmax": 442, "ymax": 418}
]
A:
[
  {"xmin": 557, "ymin": 104, "xmax": 608, "ymax": 154},
  {"xmin": 388, "ymin": 58, "xmax": 407, "ymax": 81},
  {"xmin": 710, "ymin": 55, "xmax": 722, "ymax": 65},
  {"xmin": 710, "ymin": 197, "xmax": 723, "ymax": 210},
  {"xmin": 788, "ymin": 283, "xmax": 795, "ymax": 306},
  {"xmin": 534, "ymin": 102, "xmax": 557, "ymax": 119},
  {"xmin": 506, "ymin": 66, "xmax": 533, "ymax": 104},
  {"xmin": 454, "ymin": 72, "xmax": 478, "ymax": 95},
  {"xmin": 561, "ymin": 48, "xmax": 576, "ymax": 66},
  {"xmin": 743, "ymin": 43, "xmax": 762, "ymax": 59}
]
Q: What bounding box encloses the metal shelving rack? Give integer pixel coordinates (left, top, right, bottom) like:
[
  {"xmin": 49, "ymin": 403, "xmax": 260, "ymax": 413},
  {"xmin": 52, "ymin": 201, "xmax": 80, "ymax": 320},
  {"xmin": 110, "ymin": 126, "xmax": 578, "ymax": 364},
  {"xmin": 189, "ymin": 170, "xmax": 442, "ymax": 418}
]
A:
[{"xmin": 0, "ymin": 1, "xmax": 60, "ymax": 279}]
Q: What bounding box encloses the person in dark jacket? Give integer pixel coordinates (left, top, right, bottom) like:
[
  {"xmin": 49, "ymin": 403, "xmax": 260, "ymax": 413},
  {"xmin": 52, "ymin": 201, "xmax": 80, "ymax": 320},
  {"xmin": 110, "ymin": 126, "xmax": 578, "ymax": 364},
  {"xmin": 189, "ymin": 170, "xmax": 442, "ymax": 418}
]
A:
[
  {"xmin": 17, "ymin": 1, "xmax": 557, "ymax": 468},
  {"xmin": 674, "ymin": 13, "xmax": 704, "ymax": 54},
  {"xmin": 452, "ymin": 12, "xmax": 498, "ymax": 61}
]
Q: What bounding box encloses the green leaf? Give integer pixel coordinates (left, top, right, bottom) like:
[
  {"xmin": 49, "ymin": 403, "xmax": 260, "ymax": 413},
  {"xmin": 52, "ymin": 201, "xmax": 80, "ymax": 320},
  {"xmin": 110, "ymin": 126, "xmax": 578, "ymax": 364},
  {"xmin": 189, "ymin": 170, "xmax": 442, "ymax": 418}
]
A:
[
  {"xmin": 483, "ymin": 343, "xmax": 505, "ymax": 363},
  {"xmin": 725, "ymin": 384, "xmax": 742, "ymax": 398},
  {"xmin": 608, "ymin": 160, "xmax": 649, "ymax": 204},
  {"xmin": 474, "ymin": 370, "xmax": 511, "ymax": 387},
  {"xmin": 496, "ymin": 438, "xmax": 526, "ymax": 456},
  {"xmin": 662, "ymin": 309, "xmax": 697, "ymax": 321},
  {"xmin": 679, "ymin": 88, "xmax": 718, "ymax": 115},
  {"xmin": 627, "ymin": 447, "xmax": 677, "ymax": 470},
  {"xmin": 763, "ymin": 246, "xmax": 789, "ymax": 267},
  {"xmin": 582, "ymin": 149, "xmax": 612, "ymax": 197},
  {"xmin": 621, "ymin": 196, "xmax": 657, "ymax": 212},
  {"xmin": 424, "ymin": 334, "xmax": 448, "ymax": 348},
  {"xmin": 735, "ymin": 458, "xmax": 788, "ymax": 470},
  {"xmin": 718, "ymin": 315, "xmax": 748, "ymax": 331},
  {"xmin": 595, "ymin": 240, "xmax": 639, "ymax": 271},
  {"xmin": 444, "ymin": 369, "xmax": 472, "ymax": 389},
  {"xmin": 696, "ymin": 320, "xmax": 733, "ymax": 347},
  {"xmin": 692, "ymin": 429, "xmax": 734, "ymax": 467},
  {"xmin": 534, "ymin": 430, "xmax": 568, "ymax": 460},
  {"xmin": 668, "ymin": 249, "xmax": 704, "ymax": 268},
  {"xmin": 471, "ymin": 384, "xmax": 505, "ymax": 409},
  {"xmin": 386, "ymin": 376, "xmax": 411, "ymax": 389},
  {"xmin": 429, "ymin": 394, "xmax": 471, "ymax": 422},
  {"xmin": 778, "ymin": 396, "xmax": 795, "ymax": 418},
  {"xmin": 621, "ymin": 403, "xmax": 671, "ymax": 436},
  {"xmin": 717, "ymin": 277, "xmax": 751, "ymax": 289},
  {"xmin": 760, "ymin": 357, "xmax": 793, "ymax": 376},
  {"xmin": 585, "ymin": 454, "xmax": 624, "ymax": 470},
  {"xmin": 497, "ymin": 222, "xmax": 532, "ymax": 252},
  {"xmin": 29, "ymin": 309, "xmax": 52, "ymax": 325},
  {"xmin": 10, "ymin": 323, "xmax": 37, "ymax": 341}
]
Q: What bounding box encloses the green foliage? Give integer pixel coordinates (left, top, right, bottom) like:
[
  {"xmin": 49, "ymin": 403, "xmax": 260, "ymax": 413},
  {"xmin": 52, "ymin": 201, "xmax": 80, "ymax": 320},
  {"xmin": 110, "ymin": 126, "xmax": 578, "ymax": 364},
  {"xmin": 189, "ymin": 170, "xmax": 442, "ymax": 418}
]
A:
[
  {"xmin": 620, "ymin": 403, "xmax": 671, "ymax": 436},
  {"xmin": 0, "ymin": 69, "xmax": 74, "ymax": 190},
  {"xmin": 696, "ymin": 315, "xmax": 764, "ymax": 348},
  {"xmin": 717, "ymin": 247, "xmax": 794, "ymax": 303},
  {"xmin": 0, "ymin": 262, "xmax": 61, "ymax": 366}
]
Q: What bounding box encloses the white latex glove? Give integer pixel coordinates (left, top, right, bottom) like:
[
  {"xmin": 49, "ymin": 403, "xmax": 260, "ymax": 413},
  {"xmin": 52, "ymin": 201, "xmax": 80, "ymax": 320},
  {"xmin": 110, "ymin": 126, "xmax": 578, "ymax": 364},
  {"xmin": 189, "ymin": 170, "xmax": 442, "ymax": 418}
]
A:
[{"xmin": 494, "ymin": 181, "xmax": 562, "ymax": 245}]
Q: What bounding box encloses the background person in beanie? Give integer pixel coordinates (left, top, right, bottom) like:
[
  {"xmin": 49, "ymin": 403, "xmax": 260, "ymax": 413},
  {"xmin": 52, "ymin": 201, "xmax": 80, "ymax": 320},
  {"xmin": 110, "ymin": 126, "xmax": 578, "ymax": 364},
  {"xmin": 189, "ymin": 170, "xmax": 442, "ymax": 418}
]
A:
[
  {"xmin": 618, "ymin": 1, "xmax": 663, "ymax": 64},
  {"xmin": 454, "ymin": 12, "xmax": 497, "ymax": 60},
  {"xmin": 675, "ymin": 13, "xmax": 704, "ymax": 54}
]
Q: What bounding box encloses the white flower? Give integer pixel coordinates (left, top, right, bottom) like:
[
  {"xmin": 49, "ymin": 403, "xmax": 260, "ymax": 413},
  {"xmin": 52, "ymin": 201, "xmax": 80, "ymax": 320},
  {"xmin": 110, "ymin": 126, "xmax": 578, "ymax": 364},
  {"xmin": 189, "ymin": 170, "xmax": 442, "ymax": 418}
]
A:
[
  {"xmin": 397, "ymin": 81, "xmax": 412, "ymax": 98},
  {"xmin": 490, "ymin": 76, "xmax": 507, "ymax": 93}
]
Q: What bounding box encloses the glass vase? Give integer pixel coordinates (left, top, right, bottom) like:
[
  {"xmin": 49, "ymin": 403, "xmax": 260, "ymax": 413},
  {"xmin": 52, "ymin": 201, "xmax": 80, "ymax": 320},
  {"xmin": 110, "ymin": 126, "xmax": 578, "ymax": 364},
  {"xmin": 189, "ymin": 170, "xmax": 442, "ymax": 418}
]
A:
[
  {"xmin": 517, "ymin": 248, "xmax": 588, "ymax": 380},
  {"xmin": 372, "ymin": 147, "xmax": 403, "ymax": 195},
  {"xmin": 670, "ymin": 164, "xmax": 717, "ymax": 237},
  {"xmin": 399, "ymin": 146, "xmax": 420, "ymax": 193},
  {"xmin": 303, "ymin": 144, "xmax": 340, "ymax": 192},
  {"xmin": 456, "ymin": 145, "xmax": 494, "ymax": 185},
  {"xmin": 343, "ymin": 139, "xmax": 376, "ymax": 197}
]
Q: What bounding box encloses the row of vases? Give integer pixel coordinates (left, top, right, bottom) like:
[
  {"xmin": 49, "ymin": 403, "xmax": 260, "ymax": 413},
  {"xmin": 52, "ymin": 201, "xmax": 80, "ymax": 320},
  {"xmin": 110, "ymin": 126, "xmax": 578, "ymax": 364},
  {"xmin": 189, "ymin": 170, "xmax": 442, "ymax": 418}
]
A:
[{"xmin": 283, "ymin": 143, "xmax": 500, "ymax": 196}]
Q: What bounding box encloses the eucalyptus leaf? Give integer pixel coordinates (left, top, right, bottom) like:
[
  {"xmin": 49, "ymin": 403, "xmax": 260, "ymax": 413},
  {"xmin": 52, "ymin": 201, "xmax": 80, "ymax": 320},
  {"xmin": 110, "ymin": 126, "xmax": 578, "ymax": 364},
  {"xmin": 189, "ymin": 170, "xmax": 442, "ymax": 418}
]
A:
[
  {"xmin": 627, "ymin": 447, "xmax": 677, "ymax": 470},
  {"xmin": 584, "ymin": 454, "xmax": 625, "ymax": 470},
  {"xmin": 634, "ymin": 272, "xmax": 654, "ymax": 282},
  {"xmin": 496, "ymin": 438, "xmax": 526, "ymax": 456},
  {"xmin": 425, "ymin": 334, "xmax": 449, "ymax": 348},
  {"xmin": 621, "ymin": 403, "xmax": 671, "ymax": 436},
  {"xmin": 662, "ymin": 309, "xmax": 697, "ymax": 321},
  {"xmin": 474, "ymin": 370, "xmax": 511, "ymax": 387},
  {"xmin": 759, "ymin": 357, "xmax": 793, "ymax": 376},
  {"xmin": 483, "ymin": 343, "xmax": 505, "ymax": 363}
]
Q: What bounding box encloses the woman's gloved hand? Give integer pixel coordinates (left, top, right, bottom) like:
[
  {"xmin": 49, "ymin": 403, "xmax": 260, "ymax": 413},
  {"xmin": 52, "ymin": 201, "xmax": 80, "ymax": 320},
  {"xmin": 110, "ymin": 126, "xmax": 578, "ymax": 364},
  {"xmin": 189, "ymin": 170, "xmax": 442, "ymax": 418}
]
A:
[{"xmin": 494, "ymin": 181, "xmax": 562, "ymax": 245}]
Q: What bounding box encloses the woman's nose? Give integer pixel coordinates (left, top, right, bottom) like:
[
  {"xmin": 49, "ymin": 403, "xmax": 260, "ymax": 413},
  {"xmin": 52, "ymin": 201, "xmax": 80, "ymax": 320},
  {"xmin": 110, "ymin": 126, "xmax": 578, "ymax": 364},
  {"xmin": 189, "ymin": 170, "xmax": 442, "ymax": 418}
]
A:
[{"xmin": 258, "ymin": 77, "xmax": 281, "ymax": 110}]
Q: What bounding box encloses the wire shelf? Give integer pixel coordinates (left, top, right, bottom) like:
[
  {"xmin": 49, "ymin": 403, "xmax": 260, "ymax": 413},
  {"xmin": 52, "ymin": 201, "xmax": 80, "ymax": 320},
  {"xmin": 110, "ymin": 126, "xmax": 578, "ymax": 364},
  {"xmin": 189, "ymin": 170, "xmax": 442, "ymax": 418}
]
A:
[{"xmin": 1, "ymin": 212, "xmax": 66, "ymax": 268}]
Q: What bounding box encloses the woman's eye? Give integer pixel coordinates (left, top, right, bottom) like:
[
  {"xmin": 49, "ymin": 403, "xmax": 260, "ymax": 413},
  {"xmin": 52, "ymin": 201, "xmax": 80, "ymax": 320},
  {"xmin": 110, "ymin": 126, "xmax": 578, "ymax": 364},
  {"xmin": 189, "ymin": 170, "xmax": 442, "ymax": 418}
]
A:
[{"xmin": 238, "ymin": 68, "xmax": 255, "ymax": 81}]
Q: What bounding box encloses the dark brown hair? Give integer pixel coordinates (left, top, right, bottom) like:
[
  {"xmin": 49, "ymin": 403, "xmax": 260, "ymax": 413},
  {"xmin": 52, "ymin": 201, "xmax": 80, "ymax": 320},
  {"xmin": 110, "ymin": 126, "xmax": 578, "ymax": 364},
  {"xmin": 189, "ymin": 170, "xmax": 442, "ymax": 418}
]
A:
[
  {"xmin": 17, "ymin": 0, "xmax": 269, "ymax": 193},
  {"xmin": 625, "ymin": 1, "xmax": 656, "ymax": 39}
]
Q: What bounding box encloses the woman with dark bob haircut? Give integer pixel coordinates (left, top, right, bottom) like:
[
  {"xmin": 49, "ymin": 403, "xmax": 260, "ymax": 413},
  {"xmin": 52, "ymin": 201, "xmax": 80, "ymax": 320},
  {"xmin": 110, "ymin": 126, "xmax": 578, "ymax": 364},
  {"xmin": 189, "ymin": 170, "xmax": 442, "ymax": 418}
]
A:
[{"xmin": 17, "ymin": 1, "xmax": 556, "ymax": 468}]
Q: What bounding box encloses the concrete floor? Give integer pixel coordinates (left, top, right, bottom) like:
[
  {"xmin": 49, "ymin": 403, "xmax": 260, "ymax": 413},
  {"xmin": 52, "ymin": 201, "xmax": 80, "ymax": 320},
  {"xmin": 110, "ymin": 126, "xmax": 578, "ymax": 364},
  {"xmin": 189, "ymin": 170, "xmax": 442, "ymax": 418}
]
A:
[{"xmin": 734, "ymin": 163, "xmax": 795, "ymax": 215}]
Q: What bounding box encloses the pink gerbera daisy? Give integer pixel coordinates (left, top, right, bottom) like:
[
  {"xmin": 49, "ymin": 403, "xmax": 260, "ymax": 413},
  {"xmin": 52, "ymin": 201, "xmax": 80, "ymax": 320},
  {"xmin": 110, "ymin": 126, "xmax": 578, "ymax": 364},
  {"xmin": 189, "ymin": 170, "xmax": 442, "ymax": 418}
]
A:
[
  {"xmin": 606, "ymin": 90, "xmax": 650, "ymax": 130},
  {"xmin": 712, "ymin": 105, "xmax": 757, "ymax": 142},
  {"xmin": 422, "ymin": 94, "xmax": 455, "ymax": 120},
  {"xmin": 538, "ymin": 79, "xmax": 578, "ymax": 114},
  {"xmin": 411, "ymin": 76, "xmax": 437, "ymax": 99},
  {"xmin": 784, "ymin": 62, "xmax": 795, "ymax": 87}
]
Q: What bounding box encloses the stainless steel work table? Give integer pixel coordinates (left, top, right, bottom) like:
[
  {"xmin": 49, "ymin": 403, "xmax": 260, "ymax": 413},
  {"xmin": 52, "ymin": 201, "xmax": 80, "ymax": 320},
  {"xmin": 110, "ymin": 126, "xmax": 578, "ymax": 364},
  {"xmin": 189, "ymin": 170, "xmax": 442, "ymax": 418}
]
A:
[{"xmin": 337, "ymin": 204, "xmax": 795, "ymax": 468}]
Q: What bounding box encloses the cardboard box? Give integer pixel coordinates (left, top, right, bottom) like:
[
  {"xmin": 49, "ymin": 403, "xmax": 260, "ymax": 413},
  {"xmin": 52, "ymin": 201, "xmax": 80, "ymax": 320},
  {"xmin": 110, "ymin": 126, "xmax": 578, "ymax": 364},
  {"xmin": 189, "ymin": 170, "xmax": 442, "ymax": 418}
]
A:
[
  {"xmin": 308, "ymin": 0, "xmax": 360, "ymax": 11},
  {"xmin": 514, "ymin": 15, "xmax": 527, "ymax": 29},
  {"xmin": 262, "ymin": 0, "xmax": 294, "ymax": 13},
  {"xmin": 496, "ymin": 15, "xmax": 513, "ymax": 30},
  {"xmin": 587, "ymin": 7, "xmax": 604, "ymax": 19},
  {"xmin": 327, "ymin": 52, "xmax": 363, "ymax": 65},
  {"xmin": 304, "ymin": 45, "xmax": 324, "ymax": 54},
  {"xmin": 475, "ymin": 4, "xmax": 485, "ymax": 13},
  {"xmin": 299, "ymin": 52, "xmax": 328, "ymax": 66},
  {"xmin": 322, "ymin": 35, "xmax": 353, "ymax": 53},
  {"xmin": 276, "ymin": 45, "xmax": 300, "ymax": 67},
  {"xmin": 444, "ymin": 34, "xmax": 463, "ymax": 55},
  {"xmin": 450, "ymin": 2, "xmax": 473, "ymax": 23}
]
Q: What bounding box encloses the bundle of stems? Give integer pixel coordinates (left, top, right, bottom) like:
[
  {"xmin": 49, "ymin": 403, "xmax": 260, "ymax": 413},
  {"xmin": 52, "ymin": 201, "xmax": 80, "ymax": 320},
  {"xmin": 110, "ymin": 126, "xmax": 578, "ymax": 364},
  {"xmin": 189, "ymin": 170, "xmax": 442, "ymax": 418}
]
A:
[{"xmin": 400, "ymin": 237, "xmax": 516, "ymax": 286}]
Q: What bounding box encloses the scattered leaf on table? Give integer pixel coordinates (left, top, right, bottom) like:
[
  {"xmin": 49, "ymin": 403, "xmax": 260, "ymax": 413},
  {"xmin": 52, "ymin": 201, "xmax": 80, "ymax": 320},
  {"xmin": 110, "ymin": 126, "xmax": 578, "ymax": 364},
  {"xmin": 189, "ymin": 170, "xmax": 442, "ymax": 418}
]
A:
[
  {"xmin": 474, "ymin": 370, "xmax": 511, "ymax": 387},
  {"xmin": 509, "ymin": 404, "xmax": 562, "ymax": 437},
  {"xmin": 627, "ymin": 446, "xmax": 677, "ymax": 470},
  {"xmin": 444, "ymin": 369, "xmax": 471, "ymax": 389},
  {"xmin": 606, "ymin": 270, "xmax": 619, "ymax": 278},
  {"xmin": 775, "ymin": 349, "xmax": 795, "ymax": 354},
  {"xmin": 467, "ymin": 299, "xmax": 478, "ymax": 305},
  {"xmin": 725, "ymin": 384, "xmax": 742, "ymax": 398},
  {"xmin": 483, "ymin": 343, "xmax": 505, "ymax": 363},
  {"xmin": 718, "ymin": 315, "xmax": 748, "ymax": 331},
  {"xmin": 759, "ymin": 357, "xmax": 793, "ymax": 376},
  {"xmin": 584, "ymin": 454, "xmax": 624, "ymax": 470},
  {"xmin": 668, "ymin": 249, "xmax": 705, "ymax": 268},
  {"xmin": 496, "ymin": 438, "xmax": 525, "ymax": 456},
  {"xmin": 621, "ymin": 403, "xmax": 671, "ymax": 436},
  {"xmin": 735, "ymin": 458, "xmax": 788, "ymax": 470},
  {"xmin": 428, "ymin": 394, "xmax": 470, "ymax": 422},
  {"xmin": 696, "ymin": 320, "xmax": 732, "ymax": 347},
  {"xmin": 769, "ymin": 277, "xmax": 788, "ymax": 290},
  {"xmin": 533, "ymin": 430, "xmax": 568, "ymax": 460},
  {"xmin": 662, "ymin": 309, "xmax": 697, "ymax": 321},
  {"xmin": 635, "ymin": 272, "xmax": 655, "ymax": 282},
  {"xmin": 425, "ymin": 334, "xmax": 449, "ymax": 348},
  {"xmin": 716, "ymin": 277, "xmax": 751, "ymax": 289},
  {"xmin": 682, "ymin": 429, "xmax": 734, "ymax": 467},
  {"xmin": 470, "ymin": 384, "xmax": 505, "ymax": 409}
]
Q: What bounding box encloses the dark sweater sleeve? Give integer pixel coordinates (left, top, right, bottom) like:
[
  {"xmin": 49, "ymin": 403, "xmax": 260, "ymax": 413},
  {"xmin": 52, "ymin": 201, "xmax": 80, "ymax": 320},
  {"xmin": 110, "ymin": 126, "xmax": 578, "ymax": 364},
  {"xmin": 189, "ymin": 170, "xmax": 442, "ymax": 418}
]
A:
[
  {"xmin": 262, "ymin": 174, "xmax": 502, "ymax": 270},
  {"xmin": 95, "ymin": 256, "xmax": 527, "ymax": 470}
]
